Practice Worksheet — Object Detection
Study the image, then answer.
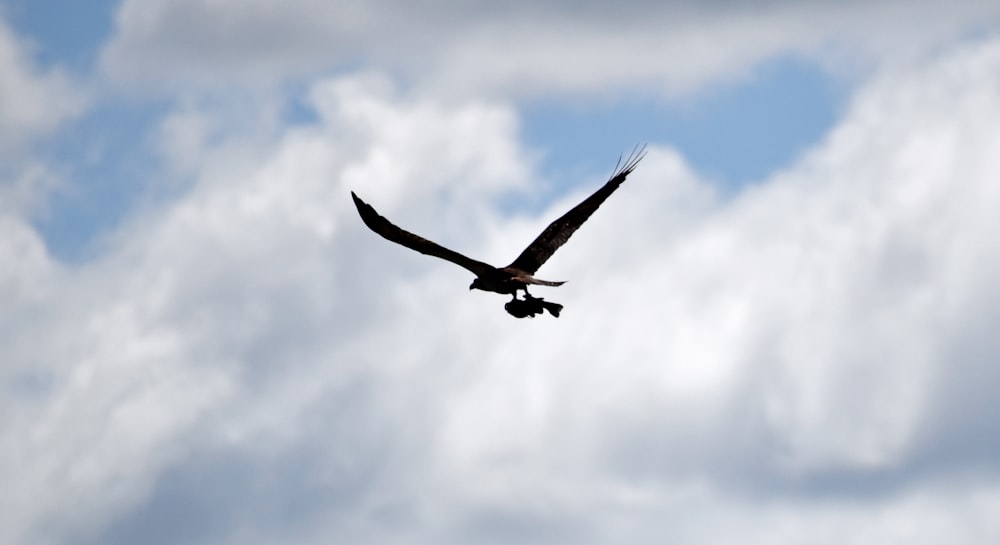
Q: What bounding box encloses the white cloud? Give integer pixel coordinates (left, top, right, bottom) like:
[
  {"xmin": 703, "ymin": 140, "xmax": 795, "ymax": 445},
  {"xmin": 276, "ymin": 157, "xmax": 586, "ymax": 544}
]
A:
[
  {"xmin": 0, "ymin": 14, "xmax": 84, "ymax": 289},
  {"xmin": 0, "ymin": 17, "xmax": 84, "ymax": 153},
  {"xmin": 100, "ymin": 0, "xmax": 1000, "ymax": 97},
  {"xmin": 0, "ymin": 73, "xmax": 534, "ymax": 544},
  {"xmin": 419, "ymin": 36, "xmax": 1000, "ymax": 544},
  {"xmin": 5, "ymin": 23, "xmax": 1000, "ymax": 545}
]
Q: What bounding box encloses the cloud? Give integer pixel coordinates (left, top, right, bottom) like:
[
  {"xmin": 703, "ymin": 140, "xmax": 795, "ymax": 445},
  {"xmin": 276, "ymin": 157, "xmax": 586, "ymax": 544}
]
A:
[
  {"xmin": 4, "ymin": 25, "xmax": 1000, "ymax": 545},
  {"xmin": 99, "ymin": 0, "xmax": 1000, "ymax": 97},
  {"xmin": 0, "ymin": 14, "xmax": 85, "ymax": 274},
  {"xmin": 0, "ymin": 17, "xmax": 84, "ymax": 153},
  {"xmin": 0, "ymin": 73, "xmax": 533, "ymax": 544}
]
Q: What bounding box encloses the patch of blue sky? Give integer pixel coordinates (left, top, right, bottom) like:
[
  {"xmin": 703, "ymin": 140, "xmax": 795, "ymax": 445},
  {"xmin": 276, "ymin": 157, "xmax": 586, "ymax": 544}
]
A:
[
  {"xmin": 520, "ymin": 56, "xmax": 845, "ymax": 195},
  {"xmin": 34, "ymin": 89, "xmax": 323, "ymax": 264},
  {"xmin": 12, "ymin": 0, "xmax": 842, "ymax": 266},
  {"xmin": 3, "ymin": 0, "xmax": 119, "ymax": 73},
  {"xmin": 32, "ymin": 99, "xmax": 171, "ymax": 263}
]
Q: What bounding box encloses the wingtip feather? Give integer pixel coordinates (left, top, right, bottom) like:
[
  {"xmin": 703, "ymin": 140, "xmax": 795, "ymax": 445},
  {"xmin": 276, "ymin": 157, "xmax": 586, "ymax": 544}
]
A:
[
  {"xmin": 608, "ymin": 143, "xmax": 647, "ymax": 181},
  {"xmin": 351, "ymin": 191, "xmax": 374, "ymax": 217}
]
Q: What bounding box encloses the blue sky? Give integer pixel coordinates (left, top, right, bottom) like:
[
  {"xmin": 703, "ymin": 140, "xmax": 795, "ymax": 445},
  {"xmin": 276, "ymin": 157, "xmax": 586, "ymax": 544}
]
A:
[
  {"xmin": 2, "ymin": 2, "xmax": 1000, "ymax": 545},
  {"xmin": 6, "ymin": 1, "xmax": 839, "ymax": 261},
  {"xmin": 522, "ymin": 55, "xmax": 841, "ymax": 186},
  {"xmin": 38, "ymin": 57, "xmax": 838, "ymax": 260},
  {"xmin": 3, "ymin": 0, "xmax": 118, "ymax": 71}
]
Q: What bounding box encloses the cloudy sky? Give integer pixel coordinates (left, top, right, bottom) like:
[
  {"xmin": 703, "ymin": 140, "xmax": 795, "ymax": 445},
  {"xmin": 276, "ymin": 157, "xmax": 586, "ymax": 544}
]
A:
[{"xmin": 3, "ymin": 0, "xmax": 1000, "ymax": 543}]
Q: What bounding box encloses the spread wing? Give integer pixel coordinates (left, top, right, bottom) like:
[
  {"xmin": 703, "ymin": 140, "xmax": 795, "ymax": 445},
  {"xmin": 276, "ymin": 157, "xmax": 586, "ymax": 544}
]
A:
[
  {"xmin": 507, "ymin": 144, "xmax": 646, "ymax": 274},
  {"xmin": 351, "ymin": 191, "xmax": 497, "ymax": 277}
]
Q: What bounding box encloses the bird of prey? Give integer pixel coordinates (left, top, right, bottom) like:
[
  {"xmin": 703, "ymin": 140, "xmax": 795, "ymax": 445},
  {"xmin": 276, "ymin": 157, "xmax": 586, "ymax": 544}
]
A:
[{"xmin": 351, "ymin": 145, "xmax": 646, "ymax": 318}]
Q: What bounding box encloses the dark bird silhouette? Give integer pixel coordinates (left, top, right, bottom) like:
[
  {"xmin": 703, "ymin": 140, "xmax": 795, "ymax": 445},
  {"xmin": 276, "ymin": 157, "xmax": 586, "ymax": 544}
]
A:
[{"xmin": 351, "ymin": 145, "xmax": 646, "ymax": 318}]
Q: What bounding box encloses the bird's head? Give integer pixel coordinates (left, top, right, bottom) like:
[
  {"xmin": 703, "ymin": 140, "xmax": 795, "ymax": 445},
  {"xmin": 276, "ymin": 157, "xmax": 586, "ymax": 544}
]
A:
[{"xmin": 469, "ymin": 278, "xmax": 486, "ymax": 292}]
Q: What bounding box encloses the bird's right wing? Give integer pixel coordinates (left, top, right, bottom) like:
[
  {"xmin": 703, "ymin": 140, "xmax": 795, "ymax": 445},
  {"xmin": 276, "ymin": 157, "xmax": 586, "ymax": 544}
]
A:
[
  {"xmin": 506, "ymin": 145, "xmax": 646, "ymax": 274},
  {"xmin": 351, "ymin": 192, "xmax": 496, "ymax": 277}
]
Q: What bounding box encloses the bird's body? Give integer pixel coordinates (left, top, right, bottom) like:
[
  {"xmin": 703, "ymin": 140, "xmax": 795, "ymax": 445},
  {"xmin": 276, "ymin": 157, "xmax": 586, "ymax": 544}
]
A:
[
  {"xmin": 351, "ymin": 145, "xmax": 645, "ymax": 318},
  {"xmin": 470, "ymin": 267, "xmax": 565, "ymax": 296}
]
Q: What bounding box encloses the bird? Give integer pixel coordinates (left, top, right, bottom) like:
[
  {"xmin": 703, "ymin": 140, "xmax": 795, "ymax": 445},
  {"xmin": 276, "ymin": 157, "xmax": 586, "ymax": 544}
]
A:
[{"xmin": 350, "ymin": 145, "xmax": 646, "ymax": 318}]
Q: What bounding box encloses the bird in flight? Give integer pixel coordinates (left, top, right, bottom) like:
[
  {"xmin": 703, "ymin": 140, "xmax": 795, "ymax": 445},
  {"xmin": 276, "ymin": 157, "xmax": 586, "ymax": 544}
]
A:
[{"xmin": 351, "ymin": 145, "xmax": 646, "ymax": 318}]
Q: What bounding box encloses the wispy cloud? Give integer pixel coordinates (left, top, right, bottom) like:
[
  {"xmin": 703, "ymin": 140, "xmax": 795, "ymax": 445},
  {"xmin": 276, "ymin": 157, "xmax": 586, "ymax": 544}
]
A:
[
  {"xmin": 99, "ymin": 0, "xmax": 1000, "ymax": 96},
  {"xmin": 0, "ymin": 18, "xmax": 84, "ymax": 152}
]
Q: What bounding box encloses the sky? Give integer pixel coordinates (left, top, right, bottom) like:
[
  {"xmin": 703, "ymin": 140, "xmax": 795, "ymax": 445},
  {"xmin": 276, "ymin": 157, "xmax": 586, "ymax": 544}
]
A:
[{"xmin": 2, "ymin": 1, "xmax": 1000, "ymax": 544}]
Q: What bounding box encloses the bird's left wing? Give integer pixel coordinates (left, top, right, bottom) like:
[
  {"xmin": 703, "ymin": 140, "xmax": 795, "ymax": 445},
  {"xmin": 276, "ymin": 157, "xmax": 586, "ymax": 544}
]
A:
[
  {"xmin": 506, "ymin": 144, "xmax": 646, "ymax": 274},
  {"xmin": 351, "ymin": 192, "xmax": 496, "ymax": 277}
]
